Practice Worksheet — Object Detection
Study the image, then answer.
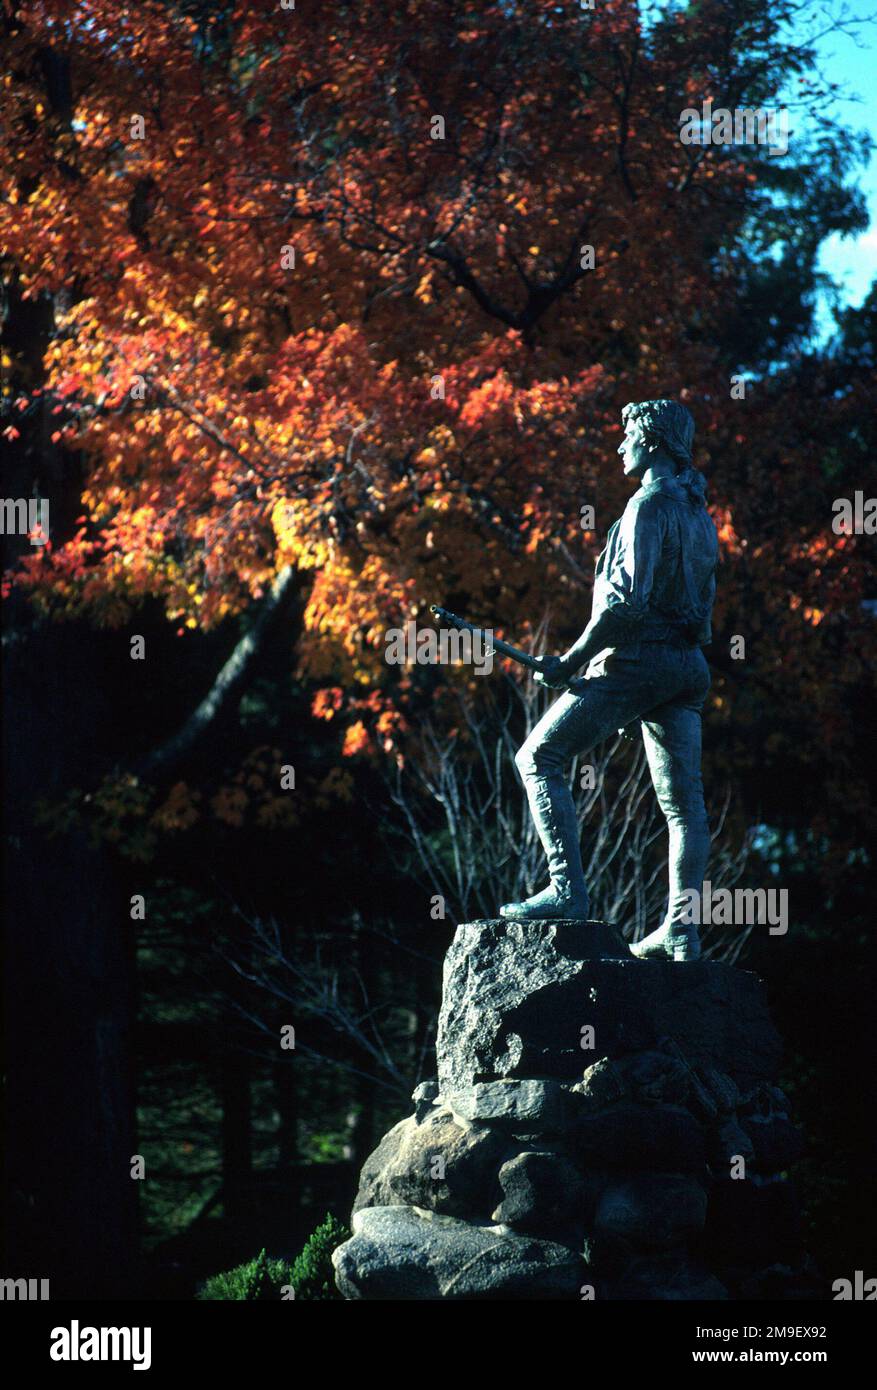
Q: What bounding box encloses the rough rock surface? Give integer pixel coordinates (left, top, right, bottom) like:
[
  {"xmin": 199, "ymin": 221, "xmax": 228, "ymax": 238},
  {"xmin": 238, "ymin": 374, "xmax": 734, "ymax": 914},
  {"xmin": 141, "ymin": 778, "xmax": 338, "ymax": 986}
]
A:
[
  {"xmin": 352, "ymin": 1108, "xmax": 512, "ymax": 1222},
  {"xmin": 571, "ymin": 1102, "xmax": 707, "ymax": 1172},
  {"xmin": 492, "ymin": 1150, "xmax": 590, "ymax": 1238},
  {"xmin": 333, "ymin": 1205, "xmax": 587, "ymax": 1300},
  {"xmin": 436, "ymin": 920, "xmax": 782, "ymax": 1094},
  {"xmin": 334, "ymin": 918, "xmax": 812, "ymax": 1301},
  {"xmin": 446, "ymin": 1078, "xmax": 566, "ymax": 1130},
  {"xmin": 595, "ymin": 1173, "xmax": 708, "ymax": 1247}
]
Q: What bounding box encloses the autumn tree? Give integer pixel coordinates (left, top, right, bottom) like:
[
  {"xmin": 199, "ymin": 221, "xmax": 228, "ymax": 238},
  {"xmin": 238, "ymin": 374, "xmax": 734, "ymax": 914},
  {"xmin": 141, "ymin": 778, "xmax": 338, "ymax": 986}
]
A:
[{"xmin": 1, "ymin": 0, "xmax": 872, "ymax": 842}]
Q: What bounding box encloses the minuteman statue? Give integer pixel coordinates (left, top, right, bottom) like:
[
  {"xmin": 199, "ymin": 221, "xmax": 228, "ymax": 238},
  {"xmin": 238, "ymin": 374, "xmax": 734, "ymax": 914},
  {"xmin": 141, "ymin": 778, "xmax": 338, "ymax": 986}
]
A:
[{"xmin": 502, "ymin": 398, "xmax": 719, "ymax": 963}]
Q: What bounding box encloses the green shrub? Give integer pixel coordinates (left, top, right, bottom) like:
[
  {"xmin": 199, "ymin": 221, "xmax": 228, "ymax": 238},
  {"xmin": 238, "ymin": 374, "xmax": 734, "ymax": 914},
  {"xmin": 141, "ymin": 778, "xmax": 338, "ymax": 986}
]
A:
[
  {"xmin": 197, "ymin": 1248, "xmax": 290, "ymax": 1301},
  {"xmin": 289, "ymin": 1213, "xmax": 349, "ymax": 1300},
  {"xmin": 197, "ymin": 1213, "xmax": 350, "ymax": 1300}
]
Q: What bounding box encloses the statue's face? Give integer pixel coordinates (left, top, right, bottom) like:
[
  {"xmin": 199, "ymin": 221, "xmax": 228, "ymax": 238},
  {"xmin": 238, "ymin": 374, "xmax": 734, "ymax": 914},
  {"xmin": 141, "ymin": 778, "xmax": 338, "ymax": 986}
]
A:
[{"xmin": 617, "ymin": 415, "xmax": 650, "ymax": 476}]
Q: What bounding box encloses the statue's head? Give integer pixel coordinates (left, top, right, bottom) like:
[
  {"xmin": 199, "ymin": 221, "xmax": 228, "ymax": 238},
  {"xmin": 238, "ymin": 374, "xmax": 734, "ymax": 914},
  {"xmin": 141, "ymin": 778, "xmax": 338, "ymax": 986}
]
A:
[
  {"xmin": 618, "ymin": 398, "xmax": 706, "ymax": 506},
  {"xmin": 620, "ymin": 399, "xmax": 695, "ymax": 471}
]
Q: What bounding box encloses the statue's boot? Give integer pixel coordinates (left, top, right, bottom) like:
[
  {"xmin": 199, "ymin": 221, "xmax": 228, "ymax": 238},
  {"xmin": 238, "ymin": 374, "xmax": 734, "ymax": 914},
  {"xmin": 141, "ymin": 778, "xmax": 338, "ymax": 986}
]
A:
[
  {"xmin": 630, "ymin": 921, "xmax": 702, "ymax": 962},
  {"xmin": 499, "ymin": 881, "xmax": 590, "ymax": 921},
  {"xmin": 500, "ymin": 776, "xmax": 590, "ymax": 921}
]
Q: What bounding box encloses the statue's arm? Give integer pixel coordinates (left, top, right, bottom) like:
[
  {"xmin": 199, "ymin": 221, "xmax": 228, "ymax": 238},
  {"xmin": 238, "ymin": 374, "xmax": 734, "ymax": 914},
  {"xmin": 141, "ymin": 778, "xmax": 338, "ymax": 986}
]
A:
[
  {"xmin": 553, "ymin": 500, "xmax": 665, "ymax": 677},
  {"xmin": 555, "ymin": 608, "xmax": 632, "ymax": 675}
]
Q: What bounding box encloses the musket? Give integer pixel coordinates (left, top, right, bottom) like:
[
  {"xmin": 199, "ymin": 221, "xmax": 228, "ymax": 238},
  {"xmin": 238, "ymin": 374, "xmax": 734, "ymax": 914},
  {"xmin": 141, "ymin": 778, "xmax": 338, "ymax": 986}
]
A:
[
  {"xmin": 429, "ymin": 608, "xmax": 643, "ymax": 737},
  {"xmin": 429, "ymin": 605, "xmax": 577, "ymax": 687}
]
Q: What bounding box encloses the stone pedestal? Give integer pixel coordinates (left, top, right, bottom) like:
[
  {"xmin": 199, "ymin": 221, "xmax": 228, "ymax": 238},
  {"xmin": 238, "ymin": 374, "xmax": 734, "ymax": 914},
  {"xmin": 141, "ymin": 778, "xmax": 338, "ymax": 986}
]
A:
[{"xmin": 333, "ymin": 920, "xmax": 816, "ymax": 1300}]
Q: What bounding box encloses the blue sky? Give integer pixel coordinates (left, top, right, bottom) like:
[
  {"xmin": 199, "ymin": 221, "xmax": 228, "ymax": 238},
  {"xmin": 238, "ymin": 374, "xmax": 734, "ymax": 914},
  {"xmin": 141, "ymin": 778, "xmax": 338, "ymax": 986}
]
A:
[
  {"xmin": 641, "ymin": 0, "xmax": 877, "ymax": 341},
  {"xmin": 805, "ymin": 3, "xmax": 877, "ymax": 336}
]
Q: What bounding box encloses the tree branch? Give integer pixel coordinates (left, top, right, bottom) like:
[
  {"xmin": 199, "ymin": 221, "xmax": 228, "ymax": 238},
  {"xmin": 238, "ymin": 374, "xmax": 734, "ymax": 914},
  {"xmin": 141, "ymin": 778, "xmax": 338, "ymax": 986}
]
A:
[{"xmin": 135, "ymin": 564, "xmax": 296, "ymax": 779}]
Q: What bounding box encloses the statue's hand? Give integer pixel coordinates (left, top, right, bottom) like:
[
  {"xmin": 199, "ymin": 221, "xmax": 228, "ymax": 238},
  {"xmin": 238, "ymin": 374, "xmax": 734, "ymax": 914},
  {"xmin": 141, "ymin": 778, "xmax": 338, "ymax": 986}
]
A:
[{"xmin": 533, "ymin": 655, "xmax": 571, "ymax": 690}]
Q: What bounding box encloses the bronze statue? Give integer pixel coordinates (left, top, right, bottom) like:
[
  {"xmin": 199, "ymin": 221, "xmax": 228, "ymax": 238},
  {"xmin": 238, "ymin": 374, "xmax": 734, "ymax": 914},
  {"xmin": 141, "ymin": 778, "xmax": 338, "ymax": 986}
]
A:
[{"xmin": 501, "ymin": 399, "xmax": 719, "ymax": 961}]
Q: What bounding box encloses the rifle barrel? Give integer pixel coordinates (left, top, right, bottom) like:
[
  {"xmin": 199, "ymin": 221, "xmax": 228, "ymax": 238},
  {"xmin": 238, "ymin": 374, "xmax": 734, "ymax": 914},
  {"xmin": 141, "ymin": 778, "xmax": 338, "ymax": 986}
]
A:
[{"xmin": 429, "ymin": 605, "xmax": 540, "ymax": 670}]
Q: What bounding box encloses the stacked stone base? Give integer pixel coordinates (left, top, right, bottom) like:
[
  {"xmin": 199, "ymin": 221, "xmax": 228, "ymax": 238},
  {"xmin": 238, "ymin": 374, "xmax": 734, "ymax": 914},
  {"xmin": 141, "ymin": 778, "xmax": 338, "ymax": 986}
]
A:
[{"xmin": 333, "ymin": 920, "xmax": 818, "ymax": 1300}]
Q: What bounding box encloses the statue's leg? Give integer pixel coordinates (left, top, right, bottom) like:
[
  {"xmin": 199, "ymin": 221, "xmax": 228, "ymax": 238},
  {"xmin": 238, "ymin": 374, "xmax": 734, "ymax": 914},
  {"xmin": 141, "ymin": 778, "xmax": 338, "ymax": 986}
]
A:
[
  {"xmin": 631, "ymin": 691, "xmax": 711, "ymax": 961},
  {"xmin": 501, "ymin": 679, "xmax": 644, "ymax": 922}
]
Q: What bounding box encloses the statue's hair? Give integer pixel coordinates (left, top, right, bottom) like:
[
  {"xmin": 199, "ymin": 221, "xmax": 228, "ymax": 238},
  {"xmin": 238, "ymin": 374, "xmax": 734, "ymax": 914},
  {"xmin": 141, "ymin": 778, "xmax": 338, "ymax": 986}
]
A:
[{"xmin": 622, "ymin": 398, "xmax": 706, "ymax": 505}]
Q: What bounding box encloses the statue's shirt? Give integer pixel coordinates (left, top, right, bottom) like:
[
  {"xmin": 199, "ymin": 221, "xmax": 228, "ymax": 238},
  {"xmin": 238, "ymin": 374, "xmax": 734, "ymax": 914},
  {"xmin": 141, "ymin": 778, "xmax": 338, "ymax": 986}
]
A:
[{"xmin": 591, "ymin": 476, "xmax": 719, "ymax": 650}]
